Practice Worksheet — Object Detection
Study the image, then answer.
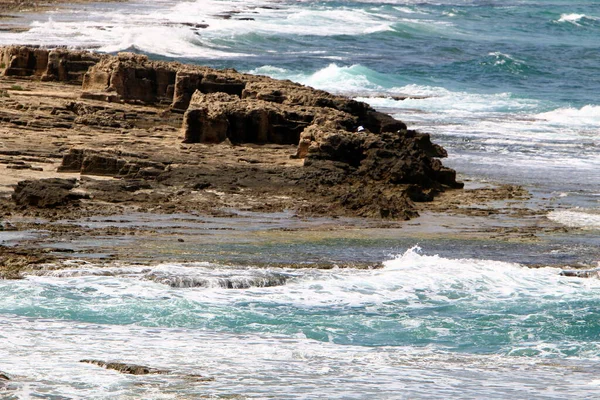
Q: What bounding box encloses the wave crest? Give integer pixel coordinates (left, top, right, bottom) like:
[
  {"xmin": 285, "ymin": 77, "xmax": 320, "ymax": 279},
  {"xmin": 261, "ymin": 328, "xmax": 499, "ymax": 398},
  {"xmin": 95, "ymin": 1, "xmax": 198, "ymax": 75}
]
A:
[{"xmin": 556, "ymin": 13, "xmax": 600, "ymax": 26}]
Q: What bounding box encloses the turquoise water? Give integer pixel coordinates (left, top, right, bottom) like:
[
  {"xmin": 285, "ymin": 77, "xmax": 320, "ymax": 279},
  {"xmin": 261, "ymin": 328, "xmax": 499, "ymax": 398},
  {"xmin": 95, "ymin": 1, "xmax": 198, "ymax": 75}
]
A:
[{"xmin": 2, "ymin": 0, "xmax": 600, "ymax": 398}]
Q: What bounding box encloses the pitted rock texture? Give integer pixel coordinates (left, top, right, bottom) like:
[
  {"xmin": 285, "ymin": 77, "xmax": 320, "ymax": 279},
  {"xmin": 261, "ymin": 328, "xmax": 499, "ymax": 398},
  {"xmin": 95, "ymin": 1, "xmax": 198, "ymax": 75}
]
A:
[{"xmin": 1, "ymin": 46, "xmax": 462, "ymax": 221}]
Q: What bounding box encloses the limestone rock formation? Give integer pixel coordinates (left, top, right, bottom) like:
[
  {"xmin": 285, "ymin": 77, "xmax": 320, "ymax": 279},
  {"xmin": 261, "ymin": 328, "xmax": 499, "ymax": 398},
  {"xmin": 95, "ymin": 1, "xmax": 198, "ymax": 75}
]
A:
[
  {"xmin": 0, "ymin": 46, "xmax": 100, "ymax": 83},
  {"xmin": 82, "ymin": 53, "xmax": 177, "ymax": 104},
  {"xmin": 1, "ymin": 46, "xmax": 463, "ymax": 219},
  {"xmin": 58, "ymin": 148, "xmax": 166, "ymax": 178},
  {"xmin": 12, "ymin": 178, "xmax": 88, "ymax": 208},
  {"xmin": 182, "ymin": 92, "xmax": 314, "ymax": 144}
]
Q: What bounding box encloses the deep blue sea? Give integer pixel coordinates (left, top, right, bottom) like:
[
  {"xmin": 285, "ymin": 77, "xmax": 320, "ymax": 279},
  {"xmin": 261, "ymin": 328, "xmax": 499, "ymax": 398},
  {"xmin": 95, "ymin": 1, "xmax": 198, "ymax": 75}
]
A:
[{"xmin": 1, "ymin": 1, "xmax": 600, "ymax": 398}]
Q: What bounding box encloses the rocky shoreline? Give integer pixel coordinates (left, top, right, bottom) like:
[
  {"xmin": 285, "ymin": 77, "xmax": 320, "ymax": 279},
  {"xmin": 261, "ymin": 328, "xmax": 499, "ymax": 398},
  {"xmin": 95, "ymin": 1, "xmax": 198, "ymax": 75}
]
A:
[
  {"xmin": 0, "ymin": 45, "xmax": 582, "ymax": 275},
  {"xmin": 0, "ymin": 45, "xmax": 596, "ymax": 391},
  {"xmin": 0, "ymin": 45, "xmax": 461, "ymax": 219}
]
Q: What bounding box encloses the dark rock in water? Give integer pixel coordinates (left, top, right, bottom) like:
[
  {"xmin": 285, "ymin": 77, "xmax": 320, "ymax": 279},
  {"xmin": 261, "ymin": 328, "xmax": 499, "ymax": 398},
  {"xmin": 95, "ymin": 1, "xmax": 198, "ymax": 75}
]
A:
[
  {"xmin": 12, "ymin": 178, "xmax": 88, "ymax": 208},
  {"xmin": 80, "ymin": 360, "xmax": 170, "ymax": 375},
  {"xmin": 560, "ymin": 268, "xmax": 600, "ymax": 278},
  {"xmin": 0, "ymin": 248, "xmax": 54, "ymax": 280},
  {"xmin": 145, "ymin": 273, "xmax": 288, "ymax": 289},
  {"xmin": 0, "ymin": 370, "xmax": 10, "ymax": 391},
  {"xmin": 80, "ymin": 360, "xmax": 214, "ymax": 380}
]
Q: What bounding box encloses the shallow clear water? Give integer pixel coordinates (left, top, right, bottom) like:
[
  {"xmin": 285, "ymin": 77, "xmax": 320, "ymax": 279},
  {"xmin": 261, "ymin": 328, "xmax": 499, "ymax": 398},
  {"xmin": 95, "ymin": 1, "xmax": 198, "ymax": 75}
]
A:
[{"xmin": 2, "ymin": 0, "xmax": 600, "ymax": 397}]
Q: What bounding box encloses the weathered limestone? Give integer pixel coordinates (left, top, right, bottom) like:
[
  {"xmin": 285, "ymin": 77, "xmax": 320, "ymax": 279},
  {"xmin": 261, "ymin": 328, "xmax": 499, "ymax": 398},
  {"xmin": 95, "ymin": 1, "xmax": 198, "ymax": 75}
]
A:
[
  {"xmin": 82, "ymin": 53, "xmax": 177, "ymax": 104},
  {"xmin": 0, "ymin": 46, "xmax": 100, "ymax": 83},
  {"xmin": 42, "ymin": 48, "xmax": 101, "ymax": 83},
  {"xmin": 1, "ymin": 46, "xmax": 463, "ymax": 219},
  {"xmin": 171, "ymin": 70, "xmax": 247, "ymax": 110},
  {"xmin": 0, "ymin": 45, "xmax": 48, "ymax": 77},
  {"xmin": 182, "ymin": 92, "xmax": 314, "ymax": 144}
]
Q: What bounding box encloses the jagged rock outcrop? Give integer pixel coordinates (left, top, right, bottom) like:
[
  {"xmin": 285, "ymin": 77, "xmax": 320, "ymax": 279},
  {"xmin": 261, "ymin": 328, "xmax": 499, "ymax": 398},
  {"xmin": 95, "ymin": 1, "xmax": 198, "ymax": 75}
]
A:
[
  {"xmin": 82, "ymin": 52, "xmax": 247, "ymax": 107},
  {"xmin": 0, "ymin": 46, "xmax": 100, "ymax": 83},
  {"xmin": 42, "ymin": 48, "xmax": 101, "ymax": 83},
  {"xmin": 0, "ymin": 46, "xmax": 48, "ymax": 77},
  {"xmin": 1, "ymin": 46, "xmax": 463, "ymax": 219},
  {"xmin": 12, "ymin": 178, "xmax": 89, "ymax": 208}
]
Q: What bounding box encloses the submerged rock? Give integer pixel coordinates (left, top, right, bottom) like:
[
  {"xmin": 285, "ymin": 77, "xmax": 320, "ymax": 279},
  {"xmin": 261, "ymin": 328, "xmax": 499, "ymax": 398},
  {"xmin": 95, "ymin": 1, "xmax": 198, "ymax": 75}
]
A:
[
  {"xmin": 80, "ymin": 360, "xmax": 214, "ymax": 381},
  {"xmin": 0, "ymin": 371, "xmax": 10, "ymax": 391},
  {"xmin": 145, "ymin": 272, "xmax": 288, "ymax": 289},
  {"xmin": 560, "ymin": 268, "xmax": 600, "ymax": 278},
  {"xmin": 80, "ymin": 360, "xmax": 170, "ymax": 375}
]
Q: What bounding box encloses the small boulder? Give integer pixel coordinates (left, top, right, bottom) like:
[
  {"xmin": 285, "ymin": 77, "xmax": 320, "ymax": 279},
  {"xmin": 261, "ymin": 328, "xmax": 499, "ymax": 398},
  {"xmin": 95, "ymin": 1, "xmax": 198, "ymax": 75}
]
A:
[{"xmin": 12, "ymin": 178, "xmax": 88, "ymax": 208}]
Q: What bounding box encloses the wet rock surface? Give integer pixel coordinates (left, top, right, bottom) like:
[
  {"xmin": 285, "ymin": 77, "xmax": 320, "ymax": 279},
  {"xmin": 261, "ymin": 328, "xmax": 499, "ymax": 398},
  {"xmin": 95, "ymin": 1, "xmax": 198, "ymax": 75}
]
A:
[
  {"xmin": 80, "ymin": 360, "xmax": 170, "ymax": 375},
  {"xmin": 80, "ymin": 360, "xmax": 215, "ymax": 381},
  {"xmin": 0, "ymin": 247, "xmax": 54, "ymax": 279}
]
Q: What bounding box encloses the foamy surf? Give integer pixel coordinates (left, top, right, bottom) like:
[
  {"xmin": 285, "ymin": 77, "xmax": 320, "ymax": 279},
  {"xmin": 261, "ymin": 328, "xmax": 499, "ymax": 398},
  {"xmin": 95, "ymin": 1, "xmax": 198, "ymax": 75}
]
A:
[
  {"xmin": 3, "ymin": 247, "xmax": 600, "ymax": 398},
  {"xmin": 536, "ymin": 105, "xmax": 600, "ymax": 126},
  {"xmin": 556, "ymin": 13, "xmax": 600, "ymax": 25},
  {"xmin": 547, "ymin": 209, "xmax": 600, "ymax": 229}
]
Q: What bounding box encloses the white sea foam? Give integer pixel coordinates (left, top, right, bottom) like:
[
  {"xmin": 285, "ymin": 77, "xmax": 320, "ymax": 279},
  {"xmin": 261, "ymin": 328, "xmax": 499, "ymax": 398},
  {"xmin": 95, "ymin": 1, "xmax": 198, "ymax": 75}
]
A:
[
  {"xmin": 558, "ymin": 13, "xmax": 587, "ymax": 23},
  {"xmin": 557, "ymin": 13, "xmax": 600, "ymax": 25},
  {"xmin": 536, "ymin": 105, "xmax": 600, "ymax": 126},
  {"xmin": 547, "ymin": 209, "xmax": 600, "ymax": 229},
  {"xmin": 0, "ymin": 314, "xmax": 598, "ymax": 399},
  {"xmin": 11, "ymin": 247, "xmax": 599, "ymax": 313}
]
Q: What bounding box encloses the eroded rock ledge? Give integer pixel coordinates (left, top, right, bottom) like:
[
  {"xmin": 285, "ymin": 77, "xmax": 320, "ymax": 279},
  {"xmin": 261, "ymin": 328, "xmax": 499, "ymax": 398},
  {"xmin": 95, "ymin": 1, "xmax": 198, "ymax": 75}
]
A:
[{"xmin": 0, "ymin": 45, "xmax": 462, "ymax": 220}]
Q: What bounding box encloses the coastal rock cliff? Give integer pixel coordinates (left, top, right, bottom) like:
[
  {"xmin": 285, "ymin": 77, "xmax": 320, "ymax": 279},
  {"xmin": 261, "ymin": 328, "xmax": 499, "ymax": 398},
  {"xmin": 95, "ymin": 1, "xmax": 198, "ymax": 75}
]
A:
[{"xmin": 0, "ymin": 46, "xmax": 462, "ymax": 219}]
